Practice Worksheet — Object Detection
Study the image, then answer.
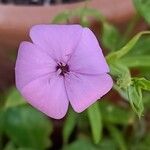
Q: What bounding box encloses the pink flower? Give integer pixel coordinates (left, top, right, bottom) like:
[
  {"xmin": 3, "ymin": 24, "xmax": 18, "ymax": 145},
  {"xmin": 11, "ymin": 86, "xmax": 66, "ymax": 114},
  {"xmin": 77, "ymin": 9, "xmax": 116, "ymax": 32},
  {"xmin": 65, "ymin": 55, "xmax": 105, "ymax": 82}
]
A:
[{"xmin": 15, "ymin": 25, "xmax": 113, "ymax": 119}]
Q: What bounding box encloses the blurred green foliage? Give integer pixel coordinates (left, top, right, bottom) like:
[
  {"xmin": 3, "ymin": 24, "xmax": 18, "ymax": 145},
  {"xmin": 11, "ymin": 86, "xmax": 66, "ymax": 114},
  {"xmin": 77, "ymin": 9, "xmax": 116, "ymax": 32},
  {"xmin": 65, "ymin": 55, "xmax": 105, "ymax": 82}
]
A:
[
  {"xmin": 0, "ymin": 0, "xmax": 150, "ymax": 149},
  {"xmin": 101, "ymin": 22, "xmax": 122, "ymax": 51},
  {"xmin": 133, "ymin": 0, "xmax": 150, "ymax": 24},
  {"xmin": 0, "ymin": 89, "xmax": 53, "ymax": 150},
  {"xmin": 87, "ymin": 102, "xmax": 102, "ymax": 144}
]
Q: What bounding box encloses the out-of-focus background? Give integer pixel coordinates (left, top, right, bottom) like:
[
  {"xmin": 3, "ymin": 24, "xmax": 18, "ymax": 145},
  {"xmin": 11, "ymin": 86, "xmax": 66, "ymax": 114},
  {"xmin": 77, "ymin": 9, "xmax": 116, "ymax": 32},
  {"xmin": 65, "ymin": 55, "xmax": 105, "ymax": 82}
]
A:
[{"xmin": 0, "ymin": 0, "xmax": 150, "ymax": 150}]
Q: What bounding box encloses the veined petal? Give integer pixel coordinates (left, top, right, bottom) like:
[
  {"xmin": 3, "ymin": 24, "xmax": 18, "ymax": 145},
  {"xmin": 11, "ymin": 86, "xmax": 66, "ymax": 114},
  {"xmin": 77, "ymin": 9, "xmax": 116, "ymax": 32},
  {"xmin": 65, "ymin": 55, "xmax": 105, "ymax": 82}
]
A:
[
  {"xmin": 68, "ymin": 28, "xmax": 109, "ymax": 75},
  {"xmin": 65, "ymin": 72, "xmax": 113, "ymax": 112},
  {"xmin": 21, "ymin": 74, "xmax": 69, "ymax": 119},
  {"xmin": 15, "ymin": 41, "xmax": 57, "ymax": 90},
  {"xmin": 30, "ymin": 24, "xmax": 83, "ymax": 62}
]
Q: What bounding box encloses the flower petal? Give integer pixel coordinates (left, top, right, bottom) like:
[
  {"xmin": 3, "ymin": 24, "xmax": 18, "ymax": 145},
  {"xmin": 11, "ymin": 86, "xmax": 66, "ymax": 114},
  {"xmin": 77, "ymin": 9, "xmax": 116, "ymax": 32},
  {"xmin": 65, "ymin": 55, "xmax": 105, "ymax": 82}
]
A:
[
  {"xmin": 65, "ymin": 72, "xmax": 113, "ymax": 112},
  {"xmin": 21, "ymin": 75, "xmax": 69, "ymax": 119},
  {"xmin": 30, "ymin": 24, "xmax": 83, "ymax": 62},
  {"xmin": 15, "ymin": 41, "xmax": 57, "ymax": 90},
  {"xmin": 68, "ymin": 28, "xmax": 109, "ymax": 75}
]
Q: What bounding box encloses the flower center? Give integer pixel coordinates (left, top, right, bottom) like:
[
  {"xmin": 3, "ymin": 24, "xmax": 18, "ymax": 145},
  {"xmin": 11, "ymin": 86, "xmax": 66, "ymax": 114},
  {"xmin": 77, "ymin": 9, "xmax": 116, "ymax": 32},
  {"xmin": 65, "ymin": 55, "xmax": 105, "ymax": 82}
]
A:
[{"xmin": 56, "ymin": 62, "xmax": 69, "ymax": 76}]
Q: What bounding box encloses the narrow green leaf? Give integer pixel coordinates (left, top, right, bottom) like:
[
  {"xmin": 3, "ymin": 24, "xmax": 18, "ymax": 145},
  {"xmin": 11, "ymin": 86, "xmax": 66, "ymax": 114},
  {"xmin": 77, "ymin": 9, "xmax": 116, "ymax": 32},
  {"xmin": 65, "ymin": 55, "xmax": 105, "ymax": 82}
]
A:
[
  {"xmin": 87, "ymin": 102, "xmax": 102, "ymax": 144},
  {"xmin": 106, "ymin": 31, "xmax": 150, "ymax": 62},
  {"xmin": 127, "ymin": 85, "xmax": 144, "ymax": 117},
  {"xmin": 121, "ymin": 56, "xmax": 150, "ymax": 67},
  {"xmin": 63, "ymin": 109, "xmax": 77, "ymax": 144},
  {"xmin": 133, "ymin": 0, "xmax": 150, "ymax": 24},
  {"xmin": 126, "ymin": 36, "xmax": 150, "ymax": 56},
  {"xmin": 107, "ymin": 125, "xmax": 127, "ymax": 150}
]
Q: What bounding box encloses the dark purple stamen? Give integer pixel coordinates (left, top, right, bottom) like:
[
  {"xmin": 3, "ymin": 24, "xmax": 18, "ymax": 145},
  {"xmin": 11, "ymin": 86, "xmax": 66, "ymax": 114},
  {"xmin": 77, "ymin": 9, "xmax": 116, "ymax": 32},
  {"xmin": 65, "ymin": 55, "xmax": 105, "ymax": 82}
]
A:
[{"xmin": 56, "ymin": 63, "xmax": 69, "ymax": 76}]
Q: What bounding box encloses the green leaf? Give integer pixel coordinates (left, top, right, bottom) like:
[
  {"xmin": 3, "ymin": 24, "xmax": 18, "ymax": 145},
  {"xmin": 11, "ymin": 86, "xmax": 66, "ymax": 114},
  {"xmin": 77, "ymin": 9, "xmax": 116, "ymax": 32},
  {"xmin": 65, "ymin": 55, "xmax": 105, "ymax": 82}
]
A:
[
  {"xmin": 63, "ymin": 109, "xmax": 77, "ymax": 144},
  {"xmin": 133, "ymin": 78, "xmax": 150, "ymax": 91},
  {"xmin": 17, "ymin": 148, "xmax": 36, "ymax": 150},
  {"xmin": 126, "ymin": 35, "xmax": 150, "ymax": 56},
  {"xmin": 109, "ymin": 62, "xmax": 131, "ymax": 88},
  {"xmin": 63, "ymin": 137, "xmax": 118, "ymax": 150},
  {"xmin": 77, "ymin": 111, "xmax": 89, "ymax": 132},
  {"xmin": 113, "ymin": 84, "xmax": 129, "ymax": 100},
  {"xmin": 87, "ymin": 102, "xmax": 102, "ymax": 144},
  {"xmin": 133, "ymin": 0, "xmax": 150, "ymax": 24},
  {"xmin": 98, "ymin": 138, "xmax": 117, "ymax": 150},
  {"xmin": 127, "ymin": 84, "xmax": 144, "ymax": 117},
  {"xmin": 107, "ymin": 125, "xmax": 127, "ymax": 150},
  {"xmin": 5, "ymin": 87, "xmax": 26, "ymax": 109},
  {"xmin": 101, "ymin": 22, "xmax": 121, "ymax": 51},
  {"xmin": 4, "ymin": 142, "xmax": 36, "ymax": 150},
  {"xmin": 100, "ymin": 101, "xmax": 135, "ymax": 125},
  {"xmin": 121, "ymin": 15, "xmax": 140, "ymax": 45},
  {"xmin": 4, "ymin": 106, "xmax": 52, "ymax": 150},
  {"xmin": 72, "ymin": 7, "xmax": 105, "ymax": 23},
  {"xmin": 0, "ymin": 110, "xmax": 5, "ymax": 149},
  {"xmin": 129, "ymin": 133, "xmax": 150, "ymax": 150},
  {"xmin": 52, "ymin": 11, "xmax": 70, "ymax": 23},
  {"xmin": 0, "ymin": 110, "xmax": 5, "ymax": 135},
  {"xmin": 63, "ymin": 138, "xmax": 98, "ymax": 150},
  {"xmin": 121, "ymin": 56, "xmax": 150, "ymax": 67},
  {"xmin": 80, "ymin": 16, "xmax": 90, "ymax": 27},
  {"xmin": 106, "ymin": 31, "xmax": 150, "ymax": 62},
  {"xmin": 109, "ymin": 62, "xmax": 145, "ymax": 117},
  {"xmin": 52, "ymin": 7, "xmax": 105, "ymax": 25},
  {"xmin": 3, "ymin": 142, "xmax": 17, "ymax": 150}
]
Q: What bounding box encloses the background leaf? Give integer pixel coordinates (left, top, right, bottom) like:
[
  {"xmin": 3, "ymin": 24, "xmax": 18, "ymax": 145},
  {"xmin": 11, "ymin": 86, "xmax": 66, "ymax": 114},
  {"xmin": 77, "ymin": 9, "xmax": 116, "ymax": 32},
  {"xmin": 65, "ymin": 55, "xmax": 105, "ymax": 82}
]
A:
[
  {"xmin": 133, "ymin": 0, "xmax": 150, "ymax": 24},
  {"xmin": 63, "ymin": 137, "xmax": 118, "ymax": 150},
  {"xmin": 133, "ymin": 78, "xmax": 150, "ymax": 91},
  {"xmin": 4, "ymin": 106, "xmax": 52, "ymax": 150},
  {"xmin": 87, "ymin": 102, "xmax": 102, "ymax": 144},
  {"xmin": 109, "ymin": 62, "xmax": 131, "ymax": 88},
  {"xmin": 101, "ymin": 22, "xmax": 121, "ymax": 51},
  {"xmin": 106, "ymin": 31, "xmax": 150, "ymax": 62},
  {"xmin": 63, "ymin": 109, "xmax": 77, "ymax": 144},
  {"xmin": 107, "ymin": 125, "xmax": 127, "ymax": 150},
  {"xmin": 127, "ymin": 84, "xmax": 144, "ymax": 117},
  {"xmin": 3, "ymin": 142, "xmax": 36, "ymax": 150},
  {"xmin": 52, "ymin": 11, "xmax": 70, "ymax": 23},
  {"xmin": 71, "ymin": 7, "xmax": 105, "ymax": 23},
  {"xmin": 100, "ymin": 101, "xmax": 135, "ymax": 125},
  {"xmin": 125, "ymin": 35, "xmax": 150, "ymax": 56},
  {"xmin": 121, "ymin": 56, "xmax": 150, "ymax": 67},
  {"xmin": 63, "ymin": 138, "xmax": 98, "ymax": 150},
  {"xmin": 5, "ymin": 87, "xmax": 26, "ymax": 109}
]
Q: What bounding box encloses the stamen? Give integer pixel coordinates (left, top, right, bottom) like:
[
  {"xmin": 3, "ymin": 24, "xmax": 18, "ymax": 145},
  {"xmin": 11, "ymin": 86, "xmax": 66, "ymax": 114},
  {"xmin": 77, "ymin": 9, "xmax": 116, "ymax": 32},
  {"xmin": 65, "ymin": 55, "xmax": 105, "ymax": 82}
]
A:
[{"xmin": 56, "ymin": 62, "xmax": 69, "ymax": 76}]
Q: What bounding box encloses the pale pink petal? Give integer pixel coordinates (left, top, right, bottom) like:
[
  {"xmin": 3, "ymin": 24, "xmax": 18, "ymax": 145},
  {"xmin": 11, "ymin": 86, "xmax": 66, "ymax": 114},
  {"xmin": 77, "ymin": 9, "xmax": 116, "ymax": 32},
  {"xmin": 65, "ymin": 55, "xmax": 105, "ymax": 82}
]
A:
[
  {"xmin": 21, "ymin": 74, "xmax": 69, "ymax": 119},
  {"xmin": 30, "ymin": 24, "xmax": 82, "ymax": 62},
  {"xmin": 15, "ymin": 41, "xmax": 57, "ymax": 90},
  {"xmin": 65, "ymin": 72, "xmax": 113, "ymax": 112},
  {"xmin": 68, "ymin": 28, "xmax": 109, "ymax": 75}
]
